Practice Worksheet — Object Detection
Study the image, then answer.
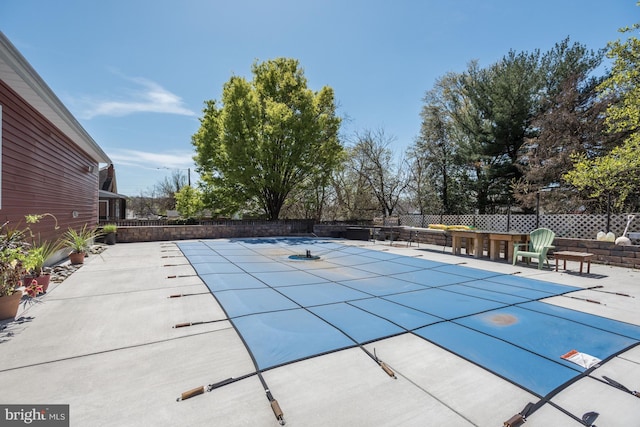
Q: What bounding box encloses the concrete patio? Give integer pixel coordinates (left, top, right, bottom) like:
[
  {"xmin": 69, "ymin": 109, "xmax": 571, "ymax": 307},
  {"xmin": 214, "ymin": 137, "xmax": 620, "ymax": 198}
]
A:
[{"xmin": 0, "ymin": 239, "xmax": 638, "ymax": 426}]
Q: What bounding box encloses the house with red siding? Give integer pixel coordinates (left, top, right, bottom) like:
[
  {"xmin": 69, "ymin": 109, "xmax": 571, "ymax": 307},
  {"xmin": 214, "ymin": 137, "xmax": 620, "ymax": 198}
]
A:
[
  {"xmin": 99, "ymin": 164, "xmax": 127, "ymax": 221},
  {"xmin": 0, "ymin": 31, "xmax": 115, "ymax": 243}
]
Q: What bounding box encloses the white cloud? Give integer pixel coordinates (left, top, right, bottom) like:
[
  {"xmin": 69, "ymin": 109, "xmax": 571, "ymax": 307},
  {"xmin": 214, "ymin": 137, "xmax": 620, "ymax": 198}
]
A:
[
  {"xmin": 78, "ymin": 75, "xmax": 197, "ymax": 119},
  {"xmin": 109, "ymin": 148, "xmax": 194, "ymax": 169}
]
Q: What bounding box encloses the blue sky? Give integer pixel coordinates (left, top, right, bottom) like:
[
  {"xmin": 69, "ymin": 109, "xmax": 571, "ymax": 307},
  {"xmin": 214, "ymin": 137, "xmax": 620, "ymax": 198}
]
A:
[{"xmin": 1, "ymin": 1, "xmax": 638, "ymax": 196}]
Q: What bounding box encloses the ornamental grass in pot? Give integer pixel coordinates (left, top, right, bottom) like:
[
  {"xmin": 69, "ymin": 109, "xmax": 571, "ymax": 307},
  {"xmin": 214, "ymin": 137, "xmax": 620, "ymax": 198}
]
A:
[
  {"xmin": 102, "ymin": 224, "xmax": 117, "ymax": 245},
  {"xmin": 62, "ymin": 224, "xmax": 101, "ymax": 265}
]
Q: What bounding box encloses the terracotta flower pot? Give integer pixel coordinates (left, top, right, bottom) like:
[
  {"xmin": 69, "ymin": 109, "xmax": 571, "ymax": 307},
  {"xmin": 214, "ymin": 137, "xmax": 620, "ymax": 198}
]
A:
[
  {"xmin": 69, "ymin": 252, "xmax": 86, "ymax": 265},
  {"xmin": 0, "ymin": 291, "xmax": 23, "ymax": 321},
  {"xmin": 36, "ymin": 274, "xmax": 51, "ymax": 292},
  {"xmin": 23, "ymin": 274, "xmax": 51, "ymax": 294}
]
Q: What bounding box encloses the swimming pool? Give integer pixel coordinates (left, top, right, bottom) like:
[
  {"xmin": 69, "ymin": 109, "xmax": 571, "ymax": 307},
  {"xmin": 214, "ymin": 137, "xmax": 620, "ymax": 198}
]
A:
[{"xmin": 178, "ymin": 238, "xmax": 640, "ymax": 397}]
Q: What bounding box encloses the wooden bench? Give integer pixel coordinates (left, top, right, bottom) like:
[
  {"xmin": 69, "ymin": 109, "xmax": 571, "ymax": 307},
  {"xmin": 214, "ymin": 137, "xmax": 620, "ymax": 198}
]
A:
[{"xmin": 553, "ymin": 251, "xmax": 594, "ymax": 275}]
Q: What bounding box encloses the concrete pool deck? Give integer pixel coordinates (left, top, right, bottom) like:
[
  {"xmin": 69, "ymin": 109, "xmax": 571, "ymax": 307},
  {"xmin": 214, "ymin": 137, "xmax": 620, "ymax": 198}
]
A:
[{"xmin": 0, "ymin": 239, "xmax": 638, "ymax": 426}]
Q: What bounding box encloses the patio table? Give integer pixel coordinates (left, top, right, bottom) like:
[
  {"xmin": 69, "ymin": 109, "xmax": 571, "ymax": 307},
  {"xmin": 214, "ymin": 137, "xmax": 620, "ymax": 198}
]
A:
[
  {"xmin": 450, "ymin": 230, "xmax": 490, "ymax": 258},
  {"xmin": 487, "ymin": 231, "xmax": 530, "ymax": 263}
]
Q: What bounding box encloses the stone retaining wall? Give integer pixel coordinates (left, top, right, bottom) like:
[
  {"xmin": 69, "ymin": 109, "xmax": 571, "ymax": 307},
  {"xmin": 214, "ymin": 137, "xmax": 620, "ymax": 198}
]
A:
[
  {"xmin": 113, "ymin": 223, "xmax": 640, "ymax": 269},
  {"xmin": 115, "ymin": 221, "xmax": 313, "ymax": 243},
  {"xmin": 552, "ymin": 237, "xmax": 640, "ymax": 269}
]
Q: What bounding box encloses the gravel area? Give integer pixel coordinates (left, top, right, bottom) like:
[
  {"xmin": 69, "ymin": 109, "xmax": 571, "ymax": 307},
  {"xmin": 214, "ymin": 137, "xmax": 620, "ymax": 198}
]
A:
[{"xmin": 48, "ymin": 244, "xmax": 108, "ymax": 283}]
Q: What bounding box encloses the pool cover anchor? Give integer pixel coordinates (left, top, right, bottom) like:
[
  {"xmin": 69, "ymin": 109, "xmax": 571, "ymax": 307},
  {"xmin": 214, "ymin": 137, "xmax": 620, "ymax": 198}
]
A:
[
  {"xmin": 586, "ymin": 285, "xmax": 634, "ymax": 298},
  {"xmin": 504, "ymin": 393, "xmax": 602, "ymax": 426},
  {"xmin": 168, "ymin": 292, "xmax": 210, "ymax": 298},
  {"xmin": 178, "ymin": 386, "xmax": 205, "ymax": 401},
  {"xmin": 503, "ymin": 402, "xmax": 534, "ymax": 427},
  {"xmin": 266, "ymin": 389, "xmax": 286, "ymax": 425},
  {"xmin": 172, "ymin": 318, "xmax": 227, "ymax": 328},
  {"xmin": 167, "ymin": 274, "xmax": 197, "ymax": 279},
  {"xmin": 176, "ymin": 377, "xmax": 236, "ymax": 401},
  {"xmin": 373, "ymin": 348, "xmax": 397, "ymax": 379},
  {"xmin": 582, "ymin": 411, "xmax": 599, "ymax": 426}
]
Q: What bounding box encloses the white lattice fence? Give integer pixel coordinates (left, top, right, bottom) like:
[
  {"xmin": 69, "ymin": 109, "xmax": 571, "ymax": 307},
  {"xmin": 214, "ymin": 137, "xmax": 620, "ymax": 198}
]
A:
[{"xmin": 399, "ymin": 213, "xmax": 639, "ymax": 239}]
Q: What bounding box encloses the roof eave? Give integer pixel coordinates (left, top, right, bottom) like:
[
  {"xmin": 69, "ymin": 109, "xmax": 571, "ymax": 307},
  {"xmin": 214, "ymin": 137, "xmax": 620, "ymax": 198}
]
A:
[{"xmin": 0, "ymin": 31, "xmax": 111, "ymax": 164}]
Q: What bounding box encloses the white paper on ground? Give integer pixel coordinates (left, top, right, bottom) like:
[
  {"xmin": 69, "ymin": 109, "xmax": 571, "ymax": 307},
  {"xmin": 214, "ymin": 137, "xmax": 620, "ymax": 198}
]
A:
[{"xmin": 561, "ymin": 349, "xmax": 601, "ymax": 369}]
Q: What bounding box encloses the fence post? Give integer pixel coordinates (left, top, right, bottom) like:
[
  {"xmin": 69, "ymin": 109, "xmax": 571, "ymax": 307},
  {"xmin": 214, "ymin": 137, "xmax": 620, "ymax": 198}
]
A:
[
  {"xmin": 606, "ymin": 193, "xmax": 611, "ymax": 233},
  {"xmin": 536, "ymin": 192, "xmax": 540, "ymax": 229}
]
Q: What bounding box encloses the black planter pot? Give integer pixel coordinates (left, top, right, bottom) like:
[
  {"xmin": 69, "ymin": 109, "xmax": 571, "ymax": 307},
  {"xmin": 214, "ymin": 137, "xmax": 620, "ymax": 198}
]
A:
[{"xmin": 105, "ymin": 232, "xmax": 116, "ymax": 245}]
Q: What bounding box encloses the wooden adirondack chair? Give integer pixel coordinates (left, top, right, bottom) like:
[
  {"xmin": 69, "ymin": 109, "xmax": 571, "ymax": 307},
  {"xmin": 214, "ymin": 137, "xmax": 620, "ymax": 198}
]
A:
[{"xmin": 512, "ymin": 228, "xmax": 555, "ymax": 269}]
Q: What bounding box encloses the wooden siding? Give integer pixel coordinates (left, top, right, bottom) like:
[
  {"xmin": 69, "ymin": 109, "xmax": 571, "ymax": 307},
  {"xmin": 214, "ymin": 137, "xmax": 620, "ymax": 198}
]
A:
[{"xmin": 0, "ymin": 79, "xmax": 99, "ymax": 243}]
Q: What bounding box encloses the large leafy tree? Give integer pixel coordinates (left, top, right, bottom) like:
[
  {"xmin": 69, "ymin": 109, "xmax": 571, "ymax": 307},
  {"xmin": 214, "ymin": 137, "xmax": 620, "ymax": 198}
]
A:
[
  {"xmin": 564, "ymin": 23, "xmax": 640, "ymax": 212},
  {"xmin": 192, "ymin": 58, "xmax": 343, "ymax": 220},
  {"xmin": 461, "ymin": 51, "xmax": 545, "ymax": 212},
  {"xmin": 513, "ymin": 39, "xmax": 621, "ymax": 213},
  {"xmin": 411, "ymin": 73, "xmax": 474, "ymax": 214}
]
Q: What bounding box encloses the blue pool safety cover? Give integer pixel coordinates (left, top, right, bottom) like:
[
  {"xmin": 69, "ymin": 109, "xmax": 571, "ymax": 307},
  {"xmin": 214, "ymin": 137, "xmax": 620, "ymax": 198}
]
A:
[
  {"xmin": 461, "ymin": 279, "xmax": 553, "ymax": 301},
  {"xmin": 414, "ymin": 322, "xmax": 581, "ymax": 395},
  {"xmin": 252, "ymin": 270, "xmax": 328, "ymax": 287},
  {"xmin": 440, "ymin": 284, "xmax": 530, "ymax": 305},
  {"xmin": 520, "ymin": 301, "xmax": 640, "ymax": 341},
  {"xmin": 337, "ymin": 276, "xmax": 427, "ymax": 296},
  {"xmin": 200, "ymin": 273, "xmax": 269, "ymax": 291},
  {"xmin": 309, "ymin": 302, "xmax": 405, "ymax": 343},
  {"xmin": 212, "ymin": 288, "xmax": 300, "ymax": 318},
  {"xmin": 393, "ymin": 269, "xmax": 471, "ymax": 288},
  {"xmin": 384, "ymin": 288, "xmax": 507, "ymax": 319},
  {"xmin": 349, "ymin": 298, "xmax": 442, "ymax": 330},
  {"xmin": 233, "ymin": 309, "xmax": 355, "ymax": 369},
  {"xmin": 455, "ymin": 306, "xmax": 639, "ymax": 371},
  {"xmin": 178, "ymin": 238, "xmax": 640, "ymax": 397},
  {"xmin": 433, "ymin": 264, "xmax": 503, "ymax": 280},
  {"xmin": 192, "ymin": 262, "xmax": 244, "ymax": 275},
  {"xmin": 276, "ymin": 283, "xmax": 371, "ymax": 306}
]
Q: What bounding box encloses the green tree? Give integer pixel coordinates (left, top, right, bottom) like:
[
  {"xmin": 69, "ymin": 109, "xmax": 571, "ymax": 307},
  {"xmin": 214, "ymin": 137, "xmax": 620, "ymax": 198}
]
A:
[
  {"xmin": 175, "ymin": 185, "xmax": 205, "ymax": 219},
  {"xmin": 155, "ymin": 170, "xmax": 188, "ymax": 212},
  {"xmin": 564, "ymin": 22, "xmax": 640, "ymax": 211},
  {"xmin": 192, "ymin": 58, "xmax": 343, "ymax": 220},
  {"xmin": 461, "ymin": 51, "xmax": 545, "ymax": 212},
  {"xmin": 513, "ymin": 39, "xmax": 620, "ymax": 213},
  {"xmin": 564, "ymin": 140, "xmax": 640, "ymax": 211},
  {"xmin": 411, "ymin": 72, "xmax": 475, "ymax": 214}
]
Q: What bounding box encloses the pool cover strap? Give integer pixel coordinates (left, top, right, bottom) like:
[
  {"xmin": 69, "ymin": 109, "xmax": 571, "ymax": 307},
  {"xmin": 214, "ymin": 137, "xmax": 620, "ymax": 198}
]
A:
[
  {"xmin": 177, "ymin": 374, "xmax": 254, "ymax": 401},
  {"xmin": 602, "ymin": 376, "xmax": 640, "ymax": 397}
]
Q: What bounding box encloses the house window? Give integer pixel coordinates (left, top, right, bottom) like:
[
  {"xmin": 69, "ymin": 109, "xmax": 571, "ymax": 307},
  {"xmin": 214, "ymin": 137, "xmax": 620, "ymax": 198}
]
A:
[{"xmin": 99, "ymin": 200, "xmax": 108, "ymax": 220}]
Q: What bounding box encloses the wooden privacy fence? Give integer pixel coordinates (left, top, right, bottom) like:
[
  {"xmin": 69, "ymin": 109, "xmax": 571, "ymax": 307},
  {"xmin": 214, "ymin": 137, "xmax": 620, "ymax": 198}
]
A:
[{"xmin": 399, "ymin": 213, "xmax": 640, "ymax": 240}]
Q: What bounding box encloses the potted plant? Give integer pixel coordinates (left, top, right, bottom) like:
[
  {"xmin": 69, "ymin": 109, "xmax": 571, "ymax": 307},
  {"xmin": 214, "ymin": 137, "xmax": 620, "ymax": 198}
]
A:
[
  {"xmin": 22, "ymin": 240, "xmax": 63, "ymax": 293},
  {"xmin": 62, "ymin": 224, "xmax": 101, "ymax": 265},
  {"xmin": 0, "ymin": 223, "xmax": 28, "ymax": 320},
  {"xmin": 102, "ymin": 224, "xmax": 117, "ymax": 245},
  {"xmin": 0, "ymin": 213, "xmax": 62, "ymax": 318}
]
